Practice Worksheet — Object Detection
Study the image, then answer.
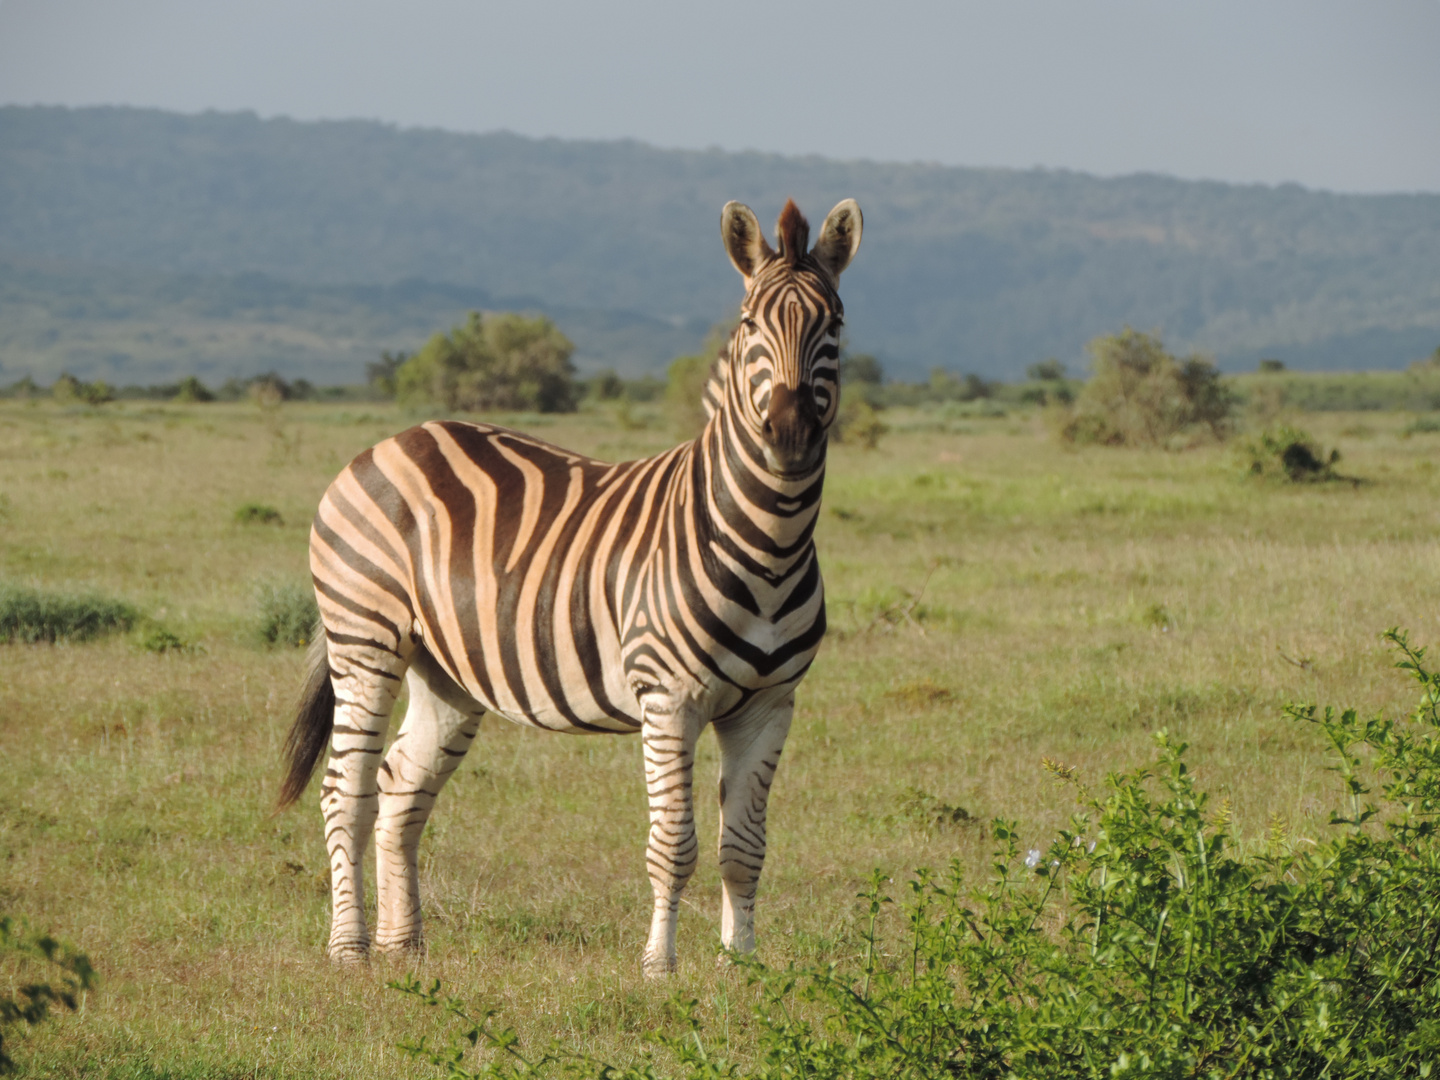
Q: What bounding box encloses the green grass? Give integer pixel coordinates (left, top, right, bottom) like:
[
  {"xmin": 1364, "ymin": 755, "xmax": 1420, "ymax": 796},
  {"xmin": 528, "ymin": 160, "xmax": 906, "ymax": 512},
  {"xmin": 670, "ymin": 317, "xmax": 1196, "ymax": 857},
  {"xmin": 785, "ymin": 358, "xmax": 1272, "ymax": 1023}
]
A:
[{"xmin": 3, "ymin": 399, "xmax": 1440, "ymax": 1075}]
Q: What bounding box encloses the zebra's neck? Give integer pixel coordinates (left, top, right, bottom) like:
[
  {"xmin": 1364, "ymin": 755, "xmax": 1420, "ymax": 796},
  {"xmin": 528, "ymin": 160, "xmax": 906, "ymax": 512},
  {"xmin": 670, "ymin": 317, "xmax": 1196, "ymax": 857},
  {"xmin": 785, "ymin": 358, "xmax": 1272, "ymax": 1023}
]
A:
[{"xmin": 689, "ymin": 403, "xmax": 825, "ymax": 586}]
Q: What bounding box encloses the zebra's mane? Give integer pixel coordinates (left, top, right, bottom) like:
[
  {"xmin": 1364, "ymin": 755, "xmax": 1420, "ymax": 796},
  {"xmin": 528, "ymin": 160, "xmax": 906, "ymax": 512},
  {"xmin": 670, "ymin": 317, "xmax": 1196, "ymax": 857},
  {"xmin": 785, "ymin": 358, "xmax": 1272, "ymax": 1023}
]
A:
[{"xmin": 775, "ymin": 200, "xmax": 809, "ymax": 266}]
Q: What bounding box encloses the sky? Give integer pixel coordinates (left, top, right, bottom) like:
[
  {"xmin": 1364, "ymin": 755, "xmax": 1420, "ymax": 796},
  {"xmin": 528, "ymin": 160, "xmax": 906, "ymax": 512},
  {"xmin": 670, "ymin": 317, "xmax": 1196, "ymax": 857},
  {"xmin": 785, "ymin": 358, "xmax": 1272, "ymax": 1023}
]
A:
[{"xmin": 1, "ymin": 0, "xmax": 1438, "ymax": 194}]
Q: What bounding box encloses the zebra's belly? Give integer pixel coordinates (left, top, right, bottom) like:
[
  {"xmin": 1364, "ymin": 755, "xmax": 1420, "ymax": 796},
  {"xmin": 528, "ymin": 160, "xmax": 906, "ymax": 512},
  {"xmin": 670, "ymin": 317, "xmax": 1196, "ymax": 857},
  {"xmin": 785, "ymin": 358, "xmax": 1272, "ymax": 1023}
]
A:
[{"xmin": 418, "ymin": 612, "xmax": 645, "ymax": 736}]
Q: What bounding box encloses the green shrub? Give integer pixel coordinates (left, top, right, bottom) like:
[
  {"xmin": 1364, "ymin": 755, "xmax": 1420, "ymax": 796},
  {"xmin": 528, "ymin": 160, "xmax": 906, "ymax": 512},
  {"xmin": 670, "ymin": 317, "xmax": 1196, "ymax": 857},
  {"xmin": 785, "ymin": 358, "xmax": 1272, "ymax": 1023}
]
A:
[
  {"xmin": 0, "ymin": 584, "xmax": 137, "ymax": 643},
  {"xmin": 51, "ymin": 373, "xmax": 113, "ymax": 405},
  {"xmin": 138, "ymin": 624, "xmax": 197, "ymax": 655},
  {"xmin": 234, "ymin": 502, "xmax": 284, "ymax": 525},
  {"xmin": 1, "ymin": 914, "xmax": 96, "ymax": 1073},
  {"xmin": 665, "ymin": 352, "xmax": 717, "ymax": 440},
  {"xmin": 840, "ymin": 354, "xmax": 885, "ymax": 407},
  {"xmin": 171, "ymin": 376, "xmax": 214, "ymax": 403},
  {"xmin": 1241, "ymin": 425, "xmax": 1344, "ymax": 482},
  {"xmin": 255, "ymin": 583, "xmax": 319, "ymax": 647},
  {"xmin": 393, "ymin": 630, "xmax": 1440, "ymax": 1079},
  {"xmin": 1056, "ymin": 328, "xmax": 1236, "ymax": 448},
  {"xmin": 397, "ymin": 312, "xmax": 578, "ymax": 414},
  {"xmin": 1402, "ymin": 416, "xmax": 1440, "ymax": 436},
  {"xmin": 832, "ymin": 397, "xmax": 887, "ymax": 450}
]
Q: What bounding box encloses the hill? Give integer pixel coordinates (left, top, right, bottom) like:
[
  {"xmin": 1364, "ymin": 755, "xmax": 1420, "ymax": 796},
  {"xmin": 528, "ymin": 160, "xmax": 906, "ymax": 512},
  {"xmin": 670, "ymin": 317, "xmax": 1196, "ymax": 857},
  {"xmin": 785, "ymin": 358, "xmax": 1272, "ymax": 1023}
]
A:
[{"xmin": 1, "ymin": 105, "xmax": 1438, "ymax": 383}]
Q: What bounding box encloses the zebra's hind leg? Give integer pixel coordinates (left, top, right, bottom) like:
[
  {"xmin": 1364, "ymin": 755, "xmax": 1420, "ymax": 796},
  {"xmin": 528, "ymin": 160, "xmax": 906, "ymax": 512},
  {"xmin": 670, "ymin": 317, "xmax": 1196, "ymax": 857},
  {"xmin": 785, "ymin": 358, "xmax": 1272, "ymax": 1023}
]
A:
[
  {"xmin": 374, "ymin": 648, "xmax": 484, "ymax": 955},
  {"xmin": 322, "ymin": 641, "xmax": 410, "ymax": 964},
  {"xmin": 640, "ymin": 703, "xmax": 704, "ymax": 977},
  {"xmin": 714, "ymin": 696, "xmax": 794, "ymax": 958}
]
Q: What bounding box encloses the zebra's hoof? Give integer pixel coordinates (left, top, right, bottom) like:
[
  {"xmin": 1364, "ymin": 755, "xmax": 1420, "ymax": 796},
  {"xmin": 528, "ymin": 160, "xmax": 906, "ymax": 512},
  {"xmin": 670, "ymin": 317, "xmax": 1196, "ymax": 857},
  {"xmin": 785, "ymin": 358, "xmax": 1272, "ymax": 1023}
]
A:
[
  {"xmin": 328, "ymin": 943, "xmax": 371, "ymax": 965},
  {"xmin": 375, "ymin": 937, "xmax": 425, "ymax": 957},
  {"xmin": 642, "ymin": 955, "xmax": 677, "ymax": 979}
]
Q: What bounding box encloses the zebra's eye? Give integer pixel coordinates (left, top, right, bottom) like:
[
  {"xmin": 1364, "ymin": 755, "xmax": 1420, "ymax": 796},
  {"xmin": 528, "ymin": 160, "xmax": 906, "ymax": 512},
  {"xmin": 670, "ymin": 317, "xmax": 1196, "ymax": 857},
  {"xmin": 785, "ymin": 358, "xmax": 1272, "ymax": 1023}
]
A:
[
  {"xmin": 740, "ymin": 313, "xmax": 758, "ymax": 331},
  {"xmin": 828, "ymin": 316, "xmax": 844, "ymax": 334}
]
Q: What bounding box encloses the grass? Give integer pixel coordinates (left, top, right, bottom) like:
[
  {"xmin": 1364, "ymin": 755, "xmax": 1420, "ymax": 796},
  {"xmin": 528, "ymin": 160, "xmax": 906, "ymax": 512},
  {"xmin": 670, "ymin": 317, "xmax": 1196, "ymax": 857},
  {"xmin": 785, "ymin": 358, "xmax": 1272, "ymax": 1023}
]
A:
[{"xmin": 3, "ymin": 398, "xmax": 1440, "ymax": 1075}]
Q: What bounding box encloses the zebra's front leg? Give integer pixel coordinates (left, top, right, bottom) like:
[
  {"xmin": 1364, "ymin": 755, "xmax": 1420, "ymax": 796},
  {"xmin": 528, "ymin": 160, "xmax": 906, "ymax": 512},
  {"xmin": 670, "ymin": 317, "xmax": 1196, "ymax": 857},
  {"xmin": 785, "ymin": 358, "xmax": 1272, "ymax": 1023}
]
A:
[
  {"xmin": 374, "ymin": 650, "xmax": 484, "ymax": 955},
  {"xmin": 714, "ymin": 697, "xmax": 793, "ymax": 957},
  {"xmin": 321, "ymin": 648, "xmax": 407, "ymax": 963},
  {"xmin": 640, "ymin": 703, "xmax": 703, "ymax": 977}
]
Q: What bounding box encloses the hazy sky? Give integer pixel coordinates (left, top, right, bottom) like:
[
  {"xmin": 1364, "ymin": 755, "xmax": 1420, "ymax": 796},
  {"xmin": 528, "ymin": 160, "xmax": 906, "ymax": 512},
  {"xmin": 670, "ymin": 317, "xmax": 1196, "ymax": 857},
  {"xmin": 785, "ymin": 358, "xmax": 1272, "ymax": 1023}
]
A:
[{"xmin": 1, "ymin": 0, "xmax": 1438, "ymax": 194}]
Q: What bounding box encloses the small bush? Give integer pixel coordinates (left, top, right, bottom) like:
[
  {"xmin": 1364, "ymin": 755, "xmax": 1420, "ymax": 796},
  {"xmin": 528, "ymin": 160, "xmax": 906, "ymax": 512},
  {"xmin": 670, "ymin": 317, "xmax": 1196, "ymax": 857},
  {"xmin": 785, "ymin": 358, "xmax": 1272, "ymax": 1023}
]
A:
[
  {"xmin": 51, "ymin": 373, "xmax": 113, "ymax": 405},
  {"xmin": 1241, "ymin": 425, "xmax": 1344, "ymax": 482},
  {"xmin": 1026, "ymin": 358, "xmax": 1067, "ymax": 381},
  {"xmin": 1055, "ymin": 328, "xmax": 1236, "ymax": 448},
  {"xmin": 832, "ymin": 397, "xmax": 887, "ymax": 449},
  {"xmin": 171, "ymin": 376, "xmax": 214, "ymax": 403},
  {"xmin": 255, "ymin": 583, "xmax": 319, "ymax": 647},
  {"xmin": 1402, "ymin": 416, "xmax": 1440, "ymax": 436},
  {"xmin": 0, "ymin": 584, "xmax": 137, "ymax": 644},
  {"xmin": 138, "ymin": 624, "xmax": 197, "ymax": 655},
  {"xmin": 665, "ymin": 352, "xmax": 718, "ymax": 440},
  {"xmin": 234, "ymin": 502, "xmax": 284, "ymax": 525}
]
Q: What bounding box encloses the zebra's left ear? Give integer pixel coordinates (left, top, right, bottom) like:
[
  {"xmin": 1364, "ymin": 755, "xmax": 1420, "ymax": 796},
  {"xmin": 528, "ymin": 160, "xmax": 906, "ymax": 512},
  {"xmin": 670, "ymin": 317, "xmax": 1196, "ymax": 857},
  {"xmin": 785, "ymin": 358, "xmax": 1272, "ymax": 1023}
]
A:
[{"xmin": 810, "ymin": 199, "xmax": 863, "ymax": 285}]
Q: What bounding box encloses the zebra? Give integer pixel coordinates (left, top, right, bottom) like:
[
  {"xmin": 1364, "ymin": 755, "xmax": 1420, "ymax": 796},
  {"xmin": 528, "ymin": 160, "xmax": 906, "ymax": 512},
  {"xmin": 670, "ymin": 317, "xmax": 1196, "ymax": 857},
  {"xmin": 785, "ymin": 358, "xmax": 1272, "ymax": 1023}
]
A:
[{"xmin": 278, "ymin": 197, "xmax": 862, "ymax": 976}]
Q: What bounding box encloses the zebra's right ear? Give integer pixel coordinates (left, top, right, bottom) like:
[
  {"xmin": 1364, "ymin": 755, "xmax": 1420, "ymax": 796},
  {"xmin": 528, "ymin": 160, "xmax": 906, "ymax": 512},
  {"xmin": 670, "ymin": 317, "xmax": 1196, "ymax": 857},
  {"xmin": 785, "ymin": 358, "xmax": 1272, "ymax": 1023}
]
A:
[{"xmin": 721, "ymin": 201, "xmax": 774, "ymax": 281}]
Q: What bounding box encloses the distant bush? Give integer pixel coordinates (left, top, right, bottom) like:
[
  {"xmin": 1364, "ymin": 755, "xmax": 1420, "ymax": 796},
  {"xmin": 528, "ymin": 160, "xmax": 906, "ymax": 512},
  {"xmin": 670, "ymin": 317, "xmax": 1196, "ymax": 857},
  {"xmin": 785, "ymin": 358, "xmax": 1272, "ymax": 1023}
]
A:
[
  {"xmin": 255, "ymin": 583, "xmax": 319, "ymax": 647},
  {"xmin": 832, "ymin": 397, "xmax": 887, "ymax": 450},
  {"xmin": 1240, "ymin": 425, "xmax": 1344, "ymax": 482},
  {"xmin": 928, "ymin": 368, "xmax": 992, "ymax": 402},
  {"xmin": 584, "ymin": 369, "xmax": 625, "ymax": 402},
  {"xmin": 1403, "ymin": 416, "xmax": 1440, "ymax": 436},
  {"xmin": 1054, "ymin": 328, "xmax": 1235, "ymax": 447},
  {"xmin": 367, "ymin": 350, "xmax": 409, "ymax": 400},
  {"xmin": 51, "ymin": 373, "xmax": 113, "ymax": 405},
  {"xmin": 234, "ymin": 502, "xmax": 283, "ymax": 526},
  {"xmin": 0, "ymin": 584, "xmax": 137, "ymax": 644},
  {"xmin": 665, "ymin": 352, "xmax": 717, "ymax": 440},
  {"xmin": 1026, "ymin": 358, "xmax": 1067, "ymax": 381},
  {"xmin": 171, "ymin": 375, "xmax": 214, "ymax": 403},
  {"xmin": 1, "ymin": 914, "xmax": 96, "ymax": 1072},
  {"xmin": 397, "ymin": 312, "xmax": 578, "ymax": 414},
  {"xmin": 0, "ymin": 376, "xmax": 39, "ymax": 400},
  {"xmin": 839, "ymin": 354, "xmax": 885, "ymax": 408}
]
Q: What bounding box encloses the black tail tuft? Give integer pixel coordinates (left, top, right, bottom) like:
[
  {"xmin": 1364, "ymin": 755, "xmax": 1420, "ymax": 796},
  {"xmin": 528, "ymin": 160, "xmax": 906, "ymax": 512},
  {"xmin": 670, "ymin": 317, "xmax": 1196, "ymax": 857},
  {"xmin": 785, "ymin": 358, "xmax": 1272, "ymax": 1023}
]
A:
[{"xmin": 277, "ymin": 628, "xmax": 334, "ymax": 810}]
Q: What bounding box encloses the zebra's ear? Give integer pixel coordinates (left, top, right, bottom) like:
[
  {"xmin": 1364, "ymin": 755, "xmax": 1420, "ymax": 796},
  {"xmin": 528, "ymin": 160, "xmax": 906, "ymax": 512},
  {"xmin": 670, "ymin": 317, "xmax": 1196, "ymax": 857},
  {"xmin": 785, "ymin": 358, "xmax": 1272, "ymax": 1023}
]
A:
[
  {"xmin": 811, "ymin": 199, "xmax": 863, "ymax": 284},
  {"xmin": 721, "ymin": 201, "xmax": 774, "ymax": 281}
]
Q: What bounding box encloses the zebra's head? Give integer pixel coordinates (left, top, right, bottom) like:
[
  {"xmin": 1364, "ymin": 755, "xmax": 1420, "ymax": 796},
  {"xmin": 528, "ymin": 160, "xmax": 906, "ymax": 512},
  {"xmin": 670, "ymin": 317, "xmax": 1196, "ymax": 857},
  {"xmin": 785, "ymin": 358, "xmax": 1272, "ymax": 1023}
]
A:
[{"xmin": 717, "ymin": 198, "xmax": 863, "ymax": 479}]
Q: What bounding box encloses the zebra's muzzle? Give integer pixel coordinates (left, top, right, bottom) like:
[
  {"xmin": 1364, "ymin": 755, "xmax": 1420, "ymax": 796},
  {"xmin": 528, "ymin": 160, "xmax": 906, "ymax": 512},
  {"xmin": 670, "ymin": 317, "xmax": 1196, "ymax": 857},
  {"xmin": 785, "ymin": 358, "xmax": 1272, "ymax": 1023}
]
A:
[{"xmin": 760, "ymin": 384, "xmax": 825, "ymax": 477}]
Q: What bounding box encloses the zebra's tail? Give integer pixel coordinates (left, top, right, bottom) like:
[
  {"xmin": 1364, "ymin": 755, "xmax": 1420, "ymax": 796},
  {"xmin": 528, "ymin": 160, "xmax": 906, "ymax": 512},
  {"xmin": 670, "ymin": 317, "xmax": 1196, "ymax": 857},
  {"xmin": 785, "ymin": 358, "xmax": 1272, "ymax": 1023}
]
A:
[{"xmin": 277, "ymin": 627, "xmax": 335, "ymax": 810}]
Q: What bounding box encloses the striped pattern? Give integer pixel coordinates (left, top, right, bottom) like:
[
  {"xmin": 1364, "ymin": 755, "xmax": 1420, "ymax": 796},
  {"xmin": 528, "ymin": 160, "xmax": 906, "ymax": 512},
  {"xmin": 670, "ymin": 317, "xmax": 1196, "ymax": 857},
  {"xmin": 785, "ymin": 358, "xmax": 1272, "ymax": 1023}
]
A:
[{"xmin": 282, "ymin": 198, "xmax": 862, "ymax": 974}]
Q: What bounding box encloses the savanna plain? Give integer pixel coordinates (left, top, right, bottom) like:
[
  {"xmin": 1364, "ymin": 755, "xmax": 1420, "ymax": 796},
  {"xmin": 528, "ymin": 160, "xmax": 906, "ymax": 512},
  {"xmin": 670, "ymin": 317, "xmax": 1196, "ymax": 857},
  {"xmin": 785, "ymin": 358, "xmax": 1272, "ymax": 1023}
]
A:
[{"xmin": 3, "ymin": 396, "xmax": 1440, "ymax": 1077}]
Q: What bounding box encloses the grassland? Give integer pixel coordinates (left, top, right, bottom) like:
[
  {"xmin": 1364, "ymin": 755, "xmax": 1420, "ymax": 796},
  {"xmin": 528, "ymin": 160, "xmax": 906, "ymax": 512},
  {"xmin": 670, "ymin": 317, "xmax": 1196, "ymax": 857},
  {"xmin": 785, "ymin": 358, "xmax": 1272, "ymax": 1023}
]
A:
[{"xmin": 3, "ymin": 397, "xmax": 1440, "ymax": 1077}]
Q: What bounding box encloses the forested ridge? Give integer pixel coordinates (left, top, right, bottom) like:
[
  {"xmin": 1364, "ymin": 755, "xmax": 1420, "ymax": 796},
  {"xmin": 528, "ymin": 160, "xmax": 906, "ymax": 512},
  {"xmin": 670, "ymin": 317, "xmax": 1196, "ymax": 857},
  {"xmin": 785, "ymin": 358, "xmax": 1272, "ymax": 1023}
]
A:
[{"xmin": 2, "ymin": 105, "xmax": 1437, "ymax": 383}]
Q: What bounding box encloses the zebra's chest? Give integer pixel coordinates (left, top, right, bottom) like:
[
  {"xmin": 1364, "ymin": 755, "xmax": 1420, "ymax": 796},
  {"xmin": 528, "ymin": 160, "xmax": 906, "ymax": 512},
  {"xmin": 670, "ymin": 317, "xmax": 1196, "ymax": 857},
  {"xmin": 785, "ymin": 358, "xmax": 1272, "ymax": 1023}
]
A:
[{"xmin": 617, "ymin": 555, "xmax": 826, "ymax": 710}]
